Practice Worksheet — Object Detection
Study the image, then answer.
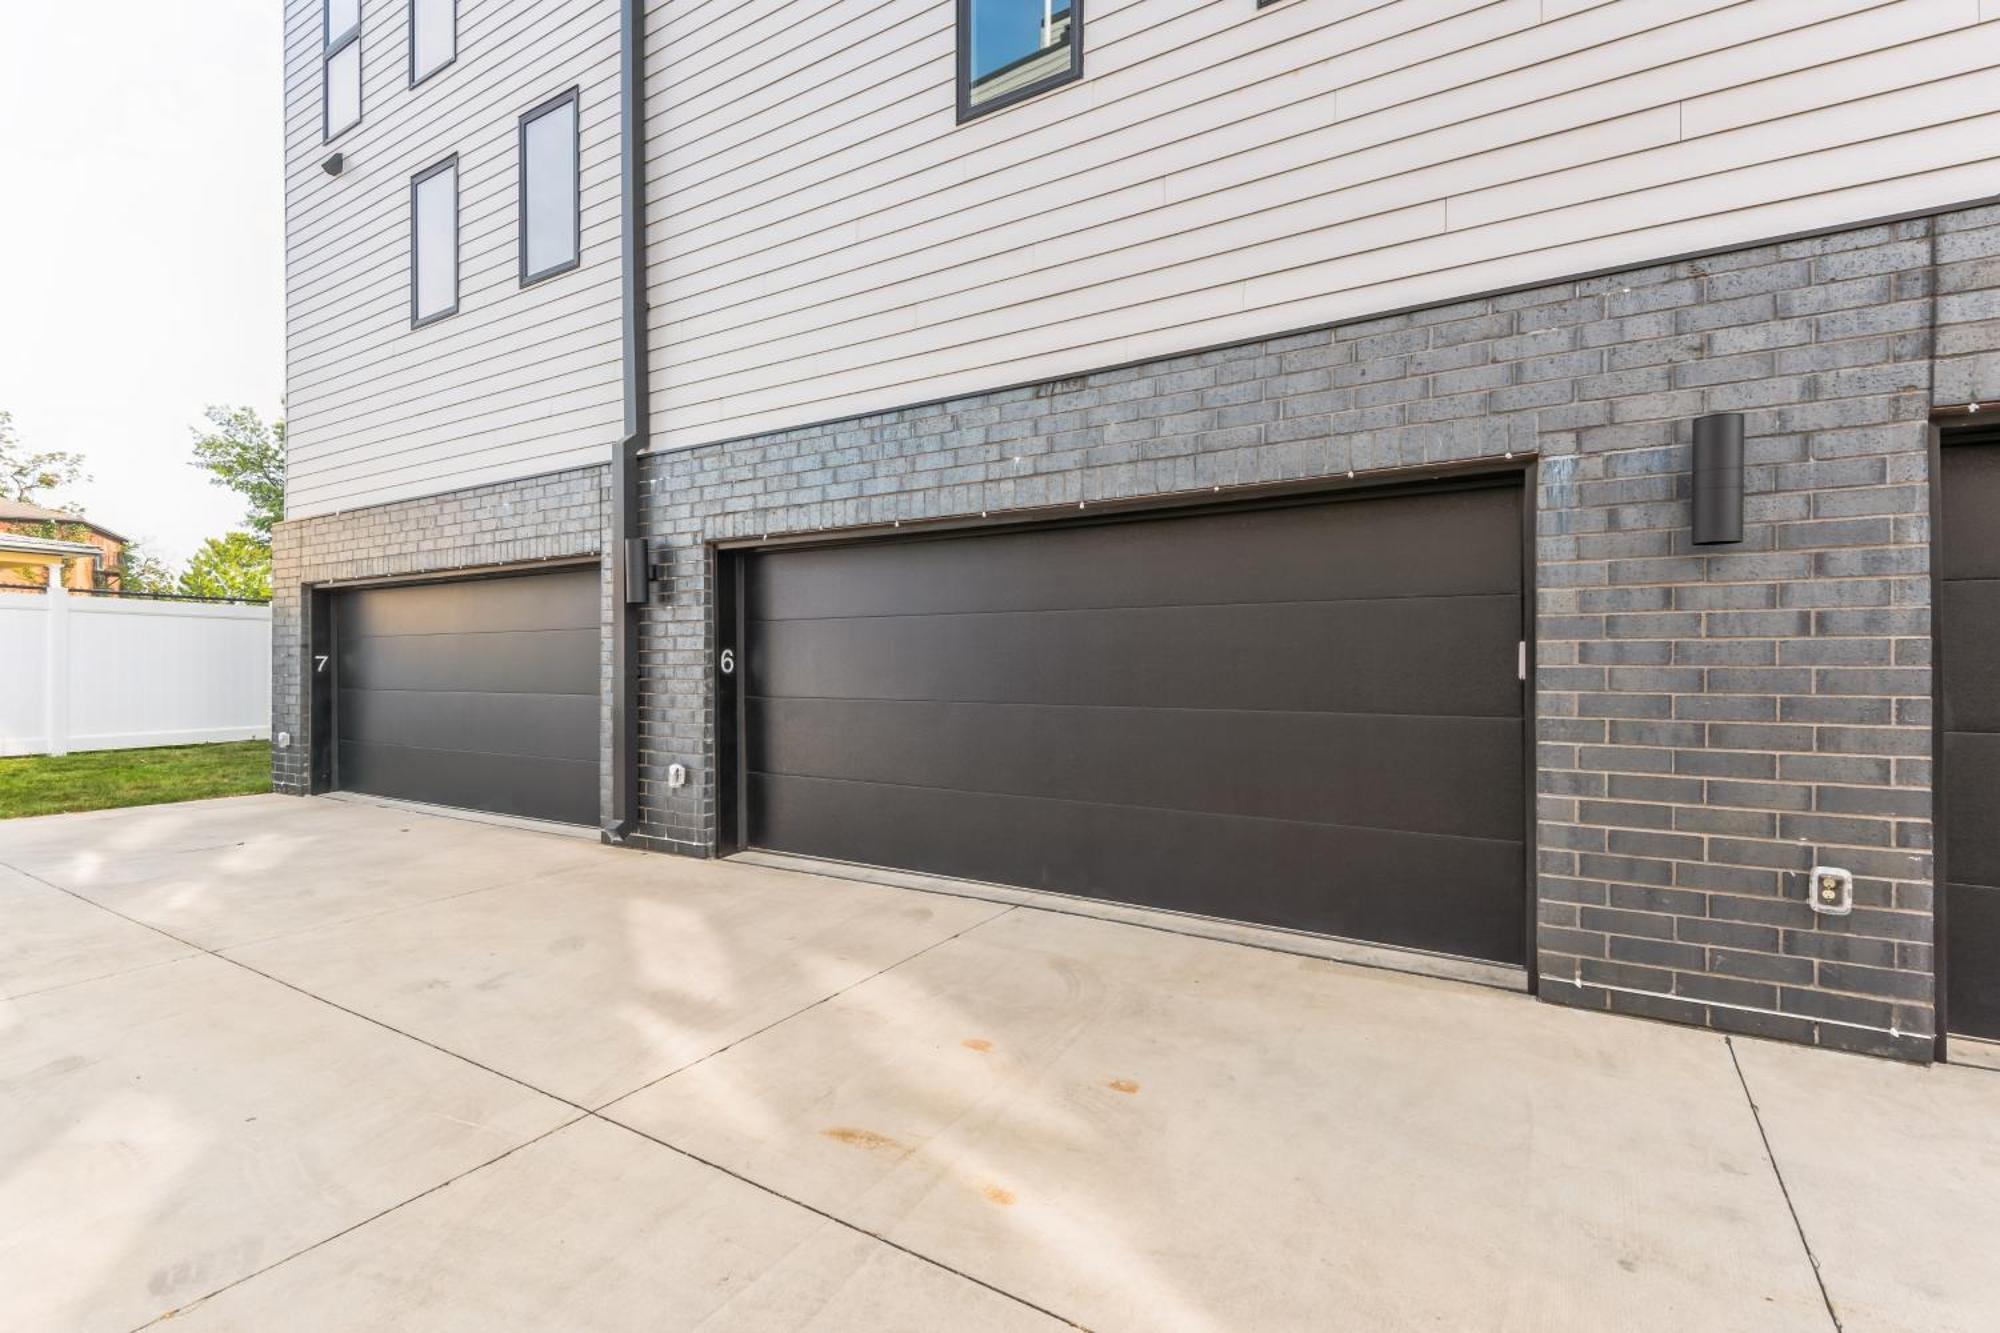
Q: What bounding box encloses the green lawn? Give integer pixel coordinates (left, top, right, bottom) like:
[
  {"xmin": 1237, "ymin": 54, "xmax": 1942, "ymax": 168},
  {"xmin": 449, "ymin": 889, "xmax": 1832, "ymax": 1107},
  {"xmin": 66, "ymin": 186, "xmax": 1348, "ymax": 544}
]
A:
[{"xmin": 0, "ymin": 741, "xmax": 272, "ymax": 819}]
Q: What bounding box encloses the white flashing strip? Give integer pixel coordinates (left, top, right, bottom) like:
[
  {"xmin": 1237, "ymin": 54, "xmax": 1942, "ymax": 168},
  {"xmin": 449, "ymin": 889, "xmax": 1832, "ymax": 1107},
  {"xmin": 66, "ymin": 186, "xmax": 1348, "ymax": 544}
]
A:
[{"xmin": 1569, "ymin": 976, "xmax": 1914, "ymax": 1042}]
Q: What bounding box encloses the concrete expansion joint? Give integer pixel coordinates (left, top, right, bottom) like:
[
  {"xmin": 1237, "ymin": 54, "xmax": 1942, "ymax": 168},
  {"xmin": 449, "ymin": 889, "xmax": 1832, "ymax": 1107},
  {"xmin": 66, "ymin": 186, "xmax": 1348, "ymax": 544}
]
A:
[
  {"xmin": 1727, "ymin": 1038, "xmax": 1843, "ymax": 1333},
  {"xmin": 38, "ymin": 854, "xmax": 1067, "ymax": 1332}
]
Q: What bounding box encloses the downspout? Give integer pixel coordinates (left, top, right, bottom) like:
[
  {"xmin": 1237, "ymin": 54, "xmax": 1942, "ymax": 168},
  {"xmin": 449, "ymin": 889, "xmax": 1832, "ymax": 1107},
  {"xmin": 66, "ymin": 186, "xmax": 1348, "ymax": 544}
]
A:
[{"xmin": 605, "ymin": 0, "xmax": 648, "ymax": 843}]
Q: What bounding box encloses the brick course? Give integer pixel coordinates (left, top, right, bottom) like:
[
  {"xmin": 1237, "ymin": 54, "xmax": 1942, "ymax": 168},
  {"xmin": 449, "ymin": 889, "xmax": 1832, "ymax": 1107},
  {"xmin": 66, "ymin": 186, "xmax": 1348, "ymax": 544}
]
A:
[{"xmin": 278, "ymin": 203, "xmax": 2000, "ymax": 1061}]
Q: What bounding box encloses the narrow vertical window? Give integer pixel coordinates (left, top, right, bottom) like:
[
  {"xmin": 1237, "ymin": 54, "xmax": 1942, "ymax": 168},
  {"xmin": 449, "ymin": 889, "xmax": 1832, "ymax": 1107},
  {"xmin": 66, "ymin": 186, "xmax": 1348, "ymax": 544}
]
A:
[
  {"xmin": 323, "ymin": 0, "xmax": 362, "ymax": 141},
  {"xmin": 519, "ymin": 90, "xmax": 581, "ymax": 285},
  {"xmin": 411, "ymin": 157, "xmax": 459, "ymax": 327},
  {"xmin": 410, "ymin": 0, "xmax": 455, "ymax": 86},
  {"xmin": 957, "ymin": 0, "xmax": 1083, "ymax": 121}
]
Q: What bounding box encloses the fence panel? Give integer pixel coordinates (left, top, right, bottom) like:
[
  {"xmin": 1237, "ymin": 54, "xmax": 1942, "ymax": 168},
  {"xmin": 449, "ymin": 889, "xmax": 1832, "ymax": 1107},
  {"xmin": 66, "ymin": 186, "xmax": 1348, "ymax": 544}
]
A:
[
  {"xmin": 0, "ymin": 593, "xmax": 270, "ymax": 757},
  {"xmin": 0, "ymin": 598, "xmax": 50, "ymax": 754}
]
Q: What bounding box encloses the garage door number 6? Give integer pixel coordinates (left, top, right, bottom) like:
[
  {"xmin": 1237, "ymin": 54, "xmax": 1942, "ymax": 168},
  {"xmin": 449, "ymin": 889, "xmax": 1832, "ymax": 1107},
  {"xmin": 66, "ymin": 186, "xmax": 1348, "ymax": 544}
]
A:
[{"xmin": 718, "ymin": 649, "xmax": 735, "ymax": 676}]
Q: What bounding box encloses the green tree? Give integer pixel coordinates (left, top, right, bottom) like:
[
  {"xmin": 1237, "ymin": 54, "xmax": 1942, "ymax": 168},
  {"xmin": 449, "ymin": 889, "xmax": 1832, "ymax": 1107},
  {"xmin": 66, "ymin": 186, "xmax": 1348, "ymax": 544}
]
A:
[
  {"xmin": 0, "ymin": 408, "xmax": 90, "ymax": 505},
  {"xmin": 107, "ymin": 539, "xmax": 178, "ymax": 594},
  {"xmin": 190, "ymin": 405, "xmax": 285, "ymax": 539},
  {"xmin": 178, "ymin": 531, "xmax": 271, "ymax": 601}
]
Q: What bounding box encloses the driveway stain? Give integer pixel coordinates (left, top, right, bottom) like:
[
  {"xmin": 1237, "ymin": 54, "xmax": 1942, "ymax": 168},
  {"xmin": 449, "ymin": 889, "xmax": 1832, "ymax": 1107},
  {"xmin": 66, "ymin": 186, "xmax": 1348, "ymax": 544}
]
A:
[
  {"xmin": 982, "ymin": 1183, "xmax": 1017, "ymax": 1206},
  {"xmin": 961, "ymin": 1037, "xmax": 993, "ymax": 1052},
  {"xmin": 821, "ymin": 1126, "xmax": 904, "ymax": 1153},
  {"xmin": 1107, "ymin": 1078, "xmax": 1140, "ymax": 1095}
]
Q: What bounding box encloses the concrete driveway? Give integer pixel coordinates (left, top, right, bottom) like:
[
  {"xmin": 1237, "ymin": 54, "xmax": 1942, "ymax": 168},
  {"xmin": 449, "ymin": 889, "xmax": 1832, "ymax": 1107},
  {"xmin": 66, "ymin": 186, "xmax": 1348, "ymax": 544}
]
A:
[{"xmin": 2, "ymin": 795, "xmax": 1995, "ymax": 1332}]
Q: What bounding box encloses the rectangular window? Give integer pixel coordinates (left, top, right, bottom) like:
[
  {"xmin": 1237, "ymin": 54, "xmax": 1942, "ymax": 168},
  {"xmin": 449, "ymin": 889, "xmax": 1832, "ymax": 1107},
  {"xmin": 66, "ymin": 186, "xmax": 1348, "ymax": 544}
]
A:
[
  {"xmin": 411, "ymin": 157, "xmax": 459, "ymax": 327},
  {"xmin": 323, "ymin": 0, "xmax": 362, "ymax": 141},
  {"xmin": 409, "ymin": 0, "xmax": 455, "ymax": 86},
  {"xmin": 327, "ymin": 0, "xmax": 359, "ymax": 42},
  {"xmin": 519, "ymin": 90, "xmax": 580, "ymax": 285},
  {"xmin": 957, "ymin": 0, "xmax": 1082, "ymax": 120}
]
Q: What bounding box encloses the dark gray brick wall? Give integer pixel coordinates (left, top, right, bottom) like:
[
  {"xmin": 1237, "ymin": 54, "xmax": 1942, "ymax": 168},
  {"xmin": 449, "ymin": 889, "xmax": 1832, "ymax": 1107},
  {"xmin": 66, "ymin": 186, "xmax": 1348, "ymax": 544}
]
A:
[
  {"xmin": 280, "ymin": 202, "xmax": 2000, "ymax": 1061},
  {"xmin": 269, "ymin": 466, "xmax": 610, "ymax": 800}
]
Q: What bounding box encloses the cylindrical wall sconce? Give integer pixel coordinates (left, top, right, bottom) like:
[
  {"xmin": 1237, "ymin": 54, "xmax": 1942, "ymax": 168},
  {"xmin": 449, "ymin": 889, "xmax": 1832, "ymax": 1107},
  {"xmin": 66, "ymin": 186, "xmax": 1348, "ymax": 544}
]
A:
[{"xmin": 1691, "ymin": 412, "xmax": 1744, "ymax": 545}]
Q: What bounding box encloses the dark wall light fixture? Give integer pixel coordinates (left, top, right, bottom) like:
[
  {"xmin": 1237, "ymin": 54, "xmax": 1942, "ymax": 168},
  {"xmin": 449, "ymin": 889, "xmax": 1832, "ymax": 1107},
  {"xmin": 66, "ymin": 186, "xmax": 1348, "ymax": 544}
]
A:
[
  {"xmin": 1691, "ymin": 411, "xmax": 1744, "ymax": 545},
  {"xmin": 322, "ymin": 152, "xmax": 345, "ymax": 176}
]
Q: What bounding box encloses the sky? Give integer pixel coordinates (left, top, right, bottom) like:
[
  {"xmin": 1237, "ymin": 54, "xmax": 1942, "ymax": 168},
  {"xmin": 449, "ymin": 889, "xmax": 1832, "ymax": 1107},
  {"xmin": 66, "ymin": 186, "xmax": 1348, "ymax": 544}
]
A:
[{"xmin": 0, "ymin": 1, "xmax": 283, "ymax": 566}]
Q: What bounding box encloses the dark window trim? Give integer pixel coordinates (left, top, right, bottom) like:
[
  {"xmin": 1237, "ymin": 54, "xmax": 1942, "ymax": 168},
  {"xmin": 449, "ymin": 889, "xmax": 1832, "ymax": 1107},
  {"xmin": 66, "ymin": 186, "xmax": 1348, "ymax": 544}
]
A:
[
  {"xmin": 955, "ymin": 0, "xmax": 1083, "ymax": 124},
  {"xmin": 321, "ymin": 0, "xmax": 362, "ymax": 144},
  {"xmin": 518, "ymin": 86, "xmax": 583, "ymax": 287},
  {"xmin": 410, "ymin": 154, "xmax": 460, "ymax": 329},
  {"xmin": 408, "ymin": 0, "xmax": 457, "ymax": 88}
]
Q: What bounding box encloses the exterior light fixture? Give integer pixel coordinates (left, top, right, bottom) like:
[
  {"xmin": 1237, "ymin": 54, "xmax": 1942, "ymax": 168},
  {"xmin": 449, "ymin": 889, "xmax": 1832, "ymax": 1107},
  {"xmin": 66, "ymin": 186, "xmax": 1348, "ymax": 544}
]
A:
[
  {"xmin": 321, "ymin": 152, "xmax": 345, "ymax": 176},
  {"xmin": 1691, "ymin": 412, "xmax": 1744, "ymax": 545}
]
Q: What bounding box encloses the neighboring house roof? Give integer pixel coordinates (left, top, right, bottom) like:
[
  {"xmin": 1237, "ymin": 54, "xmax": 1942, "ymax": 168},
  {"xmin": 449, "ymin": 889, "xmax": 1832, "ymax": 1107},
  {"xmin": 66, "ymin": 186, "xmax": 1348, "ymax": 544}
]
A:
[
  {"xmin": 0, "ymin": 532, "xmax": 103, "ymax": 560},
  {"xmin": 0, "ymin": 499, "xmax": 129, "ymax": 544}
]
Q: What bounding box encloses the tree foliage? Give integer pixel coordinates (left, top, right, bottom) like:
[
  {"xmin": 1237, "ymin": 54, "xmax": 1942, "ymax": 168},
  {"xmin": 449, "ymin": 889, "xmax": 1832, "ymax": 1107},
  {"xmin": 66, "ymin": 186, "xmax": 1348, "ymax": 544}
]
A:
[
  {"xmin": 110, "ymin": 540, "xmax": 178, "ymax": 595},
  {"xmin": 0, "ymin": 409, "xmax": 90, "ymax": 505},
  {"xmin": 190, "ymin": 406, "xmax": 285, "ymax": 540},
  {"xmin": 178, "ymin": 531, "xmax": 272, "ymax": 601}
]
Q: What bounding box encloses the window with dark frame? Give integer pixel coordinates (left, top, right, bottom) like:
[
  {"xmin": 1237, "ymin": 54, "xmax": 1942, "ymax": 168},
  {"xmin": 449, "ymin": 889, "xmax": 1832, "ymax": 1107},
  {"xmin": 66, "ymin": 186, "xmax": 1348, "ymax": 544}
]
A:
[
  {"xmin": 409, "ymin": 0, "xmax": 456, "ymax": 86},
  {"xmin": 518, "ymin": 89, "xmax": 581, "ymax": 286},
  {"xmin": 410, "ymin": 156, "xmax": 459, "ymax": 327},
  {"xmin": 323, "ymin": 0, "xmax": 362, "ymax": 141},
  {"xmin": 957, "ymin": 0, "xmax": 1083, "ymax": 120}
]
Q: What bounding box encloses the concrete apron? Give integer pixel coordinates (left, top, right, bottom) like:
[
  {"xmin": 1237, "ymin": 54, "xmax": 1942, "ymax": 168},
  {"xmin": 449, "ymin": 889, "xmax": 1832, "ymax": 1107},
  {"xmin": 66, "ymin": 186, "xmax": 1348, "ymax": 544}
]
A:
[
  {"xmin": 1, "ymin": 794, "xmax": 1995, "ymax": 1332},
  {"xmin": 732, "ymin": 848, "xmax": 1529, "ymax": 992}
]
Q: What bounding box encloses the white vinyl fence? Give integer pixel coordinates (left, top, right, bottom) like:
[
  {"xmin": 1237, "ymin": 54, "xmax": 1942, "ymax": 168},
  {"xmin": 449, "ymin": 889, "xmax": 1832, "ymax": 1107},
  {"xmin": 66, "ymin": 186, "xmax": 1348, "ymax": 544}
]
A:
[{"xmin": 0, "ymin": 589, "xmax": 271, "ymax": 757}]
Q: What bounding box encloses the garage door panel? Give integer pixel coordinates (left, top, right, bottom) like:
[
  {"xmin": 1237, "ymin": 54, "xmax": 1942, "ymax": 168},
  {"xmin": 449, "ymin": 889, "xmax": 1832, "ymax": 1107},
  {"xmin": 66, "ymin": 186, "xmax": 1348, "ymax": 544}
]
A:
[
  {"xmin": 1941, "ymin": 444, "xmax": 2000, "ymax": 579},
  {"xmin": 339, "ymin": 742, "xmax": 597, "ymax": 826},
  {"xmin": 1944, "ymin": 732, "xmax": 2000, "ymax": 892},
  {"xmin": 751, "ymin": 488, "xmax": 1519, "ymax": 622},
  {"xmin": 1946, "ymin": 882, "xmax": 2000, "ymax": 1038},
  {"xmin": 337, "ymin": 628, "xmax": 598, "ymax": 696},
  {"xmin": 750, "ymin": 595, "xmax": 1522, "ymax": 718},
  {"xmin": 1941, "ymin": 581, "xmax": 2000, "ymax": 732},
  {"xmin": 750, "ymin": 773, "xmax": 1525, "ymax": 964},
  {"xmin": 338, "ymin": 688, "xmax": 597, "ymax": 763},
  {"xmin": 749, "ymin": 697, "xmax": 1522, "ymax": 842},
  {"xmin": 334, "ymin": 570, "xmax": 598, "ymax": 826},
  {"xmin": 741, "ymin": 482, "xmax": 1526, "ymax": 964},
  {"xmin": 338, "ymin": 570, "xmax": 600, "ymax": 637}
]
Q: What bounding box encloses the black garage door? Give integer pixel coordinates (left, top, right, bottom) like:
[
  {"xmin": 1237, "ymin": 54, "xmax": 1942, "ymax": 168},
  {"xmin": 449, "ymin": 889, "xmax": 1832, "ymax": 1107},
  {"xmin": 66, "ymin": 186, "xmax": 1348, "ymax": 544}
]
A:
[
  {"xmin": 1942, "ymin": 438, "xmax": 2000, "ymax": 1041},
  {"xmin": 332, "ymin": 568, "xmax": 598, "ymax": 826},
  {"xmin": 735, "ymin": 481, "xmax": 1527, "ymax": 964}
]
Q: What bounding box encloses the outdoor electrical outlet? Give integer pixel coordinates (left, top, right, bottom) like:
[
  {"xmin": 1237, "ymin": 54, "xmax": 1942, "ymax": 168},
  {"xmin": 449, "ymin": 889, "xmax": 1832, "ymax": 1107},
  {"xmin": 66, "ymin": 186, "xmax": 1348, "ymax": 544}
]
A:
[
  {"xmin": 1809, "ymin": 866, "xmax": 1853, "ymax": 917},
  {"xmin": 667, "ymin": 763, "xmax": 687, "ymax": 790}
]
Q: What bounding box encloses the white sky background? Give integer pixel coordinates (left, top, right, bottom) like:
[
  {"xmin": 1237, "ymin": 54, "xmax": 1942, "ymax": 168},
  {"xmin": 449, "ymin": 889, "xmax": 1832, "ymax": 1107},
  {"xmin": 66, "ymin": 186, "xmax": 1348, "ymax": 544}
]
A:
[{"xmin": 0, "ymin": 1, "xmax": 283, "ymax": 567}]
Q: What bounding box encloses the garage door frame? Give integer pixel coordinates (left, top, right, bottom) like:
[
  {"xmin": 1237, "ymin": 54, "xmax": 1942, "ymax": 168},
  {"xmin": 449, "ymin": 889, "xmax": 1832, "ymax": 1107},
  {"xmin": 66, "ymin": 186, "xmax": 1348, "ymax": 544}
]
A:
[
  {"xmin": 302, "ymin": 558, "xmax": 603, "ymax": 814},
  {"xmin": 712, "ymin": 459, "xmax": 1539, "ymax": 984}
]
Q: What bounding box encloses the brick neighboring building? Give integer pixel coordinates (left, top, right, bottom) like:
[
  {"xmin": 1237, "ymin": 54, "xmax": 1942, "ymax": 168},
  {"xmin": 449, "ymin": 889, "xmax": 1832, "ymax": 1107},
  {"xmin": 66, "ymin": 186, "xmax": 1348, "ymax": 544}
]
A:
[
  {"xmin": 275, "ymin": 0, "xmax": 2000, "ymax": 1064},
  {"xmin": 0, "ymin": 500, "xmax": 126, "ymax": 592}
]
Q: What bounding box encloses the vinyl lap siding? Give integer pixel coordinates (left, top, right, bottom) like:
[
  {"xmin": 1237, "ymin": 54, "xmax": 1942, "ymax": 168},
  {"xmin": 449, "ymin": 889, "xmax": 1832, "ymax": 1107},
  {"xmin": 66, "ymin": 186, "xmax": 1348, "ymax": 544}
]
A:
[
  {"xmin": 642, "ymin": 0, "xmax": 2000, "ymax": 451},
  {"xmin": 283, "ymin": 0, "xmax": 622, "ymax": 520}
]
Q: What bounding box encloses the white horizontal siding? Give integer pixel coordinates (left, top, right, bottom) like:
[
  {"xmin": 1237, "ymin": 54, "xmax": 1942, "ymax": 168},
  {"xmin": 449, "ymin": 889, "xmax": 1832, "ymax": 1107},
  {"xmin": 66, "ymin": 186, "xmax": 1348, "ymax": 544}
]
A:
[
  {"xmin": 283, "ymin": 0, "xmax": 621, "ymax": 519},
  {"xmin": 641, "ymin": 0, "xmax": 2000, "ymax": 449}
]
